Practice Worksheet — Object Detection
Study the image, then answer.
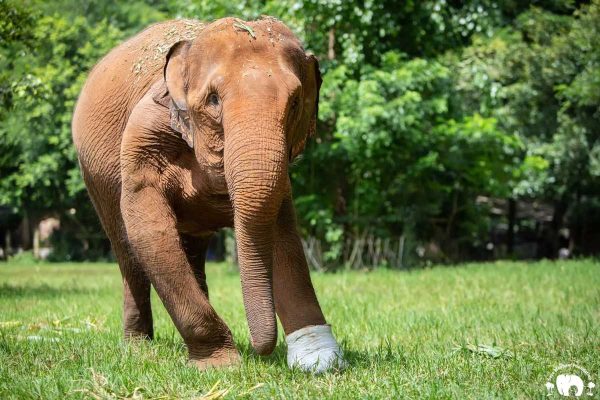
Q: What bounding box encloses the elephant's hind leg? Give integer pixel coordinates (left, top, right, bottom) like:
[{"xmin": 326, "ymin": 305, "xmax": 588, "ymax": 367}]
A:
[
  {"xmin": 83, "ymin": 170, "xmax": 154, "ymax": 339},
  {"xmin": 112, "ymin": 236, "xmax": 154, "ymax": 340},
  {"xmin": 181, "ymin": 234, "xmax": 210, "ymax": 298}
]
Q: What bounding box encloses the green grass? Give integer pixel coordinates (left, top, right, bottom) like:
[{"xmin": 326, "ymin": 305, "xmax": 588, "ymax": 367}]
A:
[{"xmin": 0, "ymin": 259, "xmax": 598, "ymax": 399}]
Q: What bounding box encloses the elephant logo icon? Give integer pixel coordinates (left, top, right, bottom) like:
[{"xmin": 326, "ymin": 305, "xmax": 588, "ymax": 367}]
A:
[
  {"xmin": 545, "ymin": 364, "xmax": 595, "ymax": 397},
  {"xmin": 556, "ymin": 374, "xmax": 584, "ymax": 397}
]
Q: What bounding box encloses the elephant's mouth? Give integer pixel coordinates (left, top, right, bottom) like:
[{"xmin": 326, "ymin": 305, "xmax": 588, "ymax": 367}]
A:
[
  {"xmin": 204, "ymin": 167, "xmax": 228, "ymax": 195},
  {"xmin": 210, "ymin": 192, "xmax": 231, "ymax": 202},
  {"xmin": 212, "ymin": 180, "xmax": 229, "ymax": 196}
]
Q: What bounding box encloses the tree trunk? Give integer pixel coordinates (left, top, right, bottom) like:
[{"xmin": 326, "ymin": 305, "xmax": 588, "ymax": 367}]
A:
[
  {"xmin": 20, "ymin": 211, "xmax": 32, "ymax": 250},
  {"xmin": 507, "ymin": 198, "xmax": 516, "ymax": 257},
  {"xmin": 550, "ymin": 199, "xmax": 567, "ymax": 259}
]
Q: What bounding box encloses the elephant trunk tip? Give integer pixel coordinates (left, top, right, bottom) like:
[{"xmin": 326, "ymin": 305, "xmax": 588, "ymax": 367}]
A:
[{"xmin": 250, "ymin": 328, "xmax": 277, "ymax": 356}]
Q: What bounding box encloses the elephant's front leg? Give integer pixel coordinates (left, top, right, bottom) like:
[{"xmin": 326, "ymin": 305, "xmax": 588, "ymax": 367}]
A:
[
  {"xmin": 121, "ymin": 186, "xmax": 239, "ymax": 369},
  {"xmin": 273, "ymin": 196, "xmax": 345, "ymax": 372}
]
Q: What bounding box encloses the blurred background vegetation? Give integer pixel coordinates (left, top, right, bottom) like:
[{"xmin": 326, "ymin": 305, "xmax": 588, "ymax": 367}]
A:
[{"xmin": 1, "ymin": 0, "xmax": 599, "ymax": 268}]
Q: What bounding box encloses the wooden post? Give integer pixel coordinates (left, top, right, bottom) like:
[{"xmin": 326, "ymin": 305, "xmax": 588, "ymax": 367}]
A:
[
  {"xmin": 4, "ymin": 230, "xmax": 12, "ymax": 258},
  {"xmin": 33, "ymin": 225, "xmax": 40, "ymax": 259},
  {"xmin": 398, "ymin": 235, "xmax": 405, "ymax": 269},
  {"xmin": 328, "ymin": 28, "xmax": 335, "ymax": 60}
]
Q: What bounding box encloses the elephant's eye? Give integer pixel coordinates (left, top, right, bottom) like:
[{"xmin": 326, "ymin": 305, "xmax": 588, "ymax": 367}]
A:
[{"xmin": 207, "ymin": 92, "xmax": 220, "ymax": 107}]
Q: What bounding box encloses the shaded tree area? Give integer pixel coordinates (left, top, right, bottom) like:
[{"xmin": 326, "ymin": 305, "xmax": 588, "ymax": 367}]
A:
[{"xmin": 1, "ymin": 0, "xmax": 598, "ymax": 266}]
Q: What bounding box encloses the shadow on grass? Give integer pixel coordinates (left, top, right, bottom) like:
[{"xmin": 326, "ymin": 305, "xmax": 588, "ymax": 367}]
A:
[
  {"xmin": 237, "ymin": 341, "xmax": 404, "ymax": 370},
  {"xmin": 147, "ymin": 333, "xmax": 406, "ymax": 372},
  {"xmin": 0, "ymin": 283, "xmax": 98, "ymax": 298}
]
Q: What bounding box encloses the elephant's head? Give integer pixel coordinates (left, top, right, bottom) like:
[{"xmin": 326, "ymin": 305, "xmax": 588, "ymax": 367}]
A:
[{"xmin": 163, "ymin": 17, "xmax": 321, "ymax": 355}]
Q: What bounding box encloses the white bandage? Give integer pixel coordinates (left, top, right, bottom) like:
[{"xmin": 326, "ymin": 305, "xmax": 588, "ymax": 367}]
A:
[{"xmin": 286, "ymin": 324, "xmax": 346, "ymax": 373}]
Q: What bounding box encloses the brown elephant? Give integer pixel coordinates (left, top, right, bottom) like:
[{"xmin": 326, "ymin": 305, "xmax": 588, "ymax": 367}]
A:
[{"xmin": 72, "ymin": 17, "xmax": 344, "ymax": 372}]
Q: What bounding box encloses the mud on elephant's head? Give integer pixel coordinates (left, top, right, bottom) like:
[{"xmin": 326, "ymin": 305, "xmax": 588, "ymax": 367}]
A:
[{"xmin": 164, "ymin": 17, "xmax": 322, "ymax": 355}]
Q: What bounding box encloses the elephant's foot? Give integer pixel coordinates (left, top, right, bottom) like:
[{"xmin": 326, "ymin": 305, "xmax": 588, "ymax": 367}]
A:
[
  {"xmin": 188, "ymin": 346, "xmax": 241, "ymax": 370},
  {"xmin": 123, "ymin": 320, "xmax": 154, "ymax": 340},
  {"xmin": 123, "ymin": 308, "xmax": 154, "ymax": 340},
  {"xmin": 124, "ymin": 329, "xmax": 153, "ymax": 341},
  {"xmin": 286, "ymin": 324, "xmax": 346, "ymax": 373}
]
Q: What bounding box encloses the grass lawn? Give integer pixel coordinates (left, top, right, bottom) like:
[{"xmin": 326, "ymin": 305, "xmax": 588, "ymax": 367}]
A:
[{"xmin": 0, "ymin": 259, "xmax": 598, "ymax": 399}]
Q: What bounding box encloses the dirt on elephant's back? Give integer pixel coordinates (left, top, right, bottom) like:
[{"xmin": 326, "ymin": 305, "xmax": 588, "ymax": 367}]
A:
[
  {"xmin": 129, "ymin": 19, "xmax": 205, "ymax": 79},
  {"xmin": 72, "ymin": 19, "xmax": 207, "ymax": 156}
]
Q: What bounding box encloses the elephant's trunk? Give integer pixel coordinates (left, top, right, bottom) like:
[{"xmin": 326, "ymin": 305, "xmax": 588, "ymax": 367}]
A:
[{"xmin": 224, "ymin": 115, "xmax": 288, "ymax": 355}]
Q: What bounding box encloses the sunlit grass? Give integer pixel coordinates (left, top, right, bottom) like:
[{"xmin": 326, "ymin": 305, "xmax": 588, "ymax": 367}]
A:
[{"xmin": 0, "ymin": 259, "xmax": 598, "ymax": 398}]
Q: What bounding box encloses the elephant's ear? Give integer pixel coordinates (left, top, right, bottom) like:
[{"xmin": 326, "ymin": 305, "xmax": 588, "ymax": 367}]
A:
[
  {"xmin": 290, "ymin": 54, "xmax": 322, "ymax": 161},
  {"xmin": 164, "ymin": 40, "xmax": 194, "ymax": 148}
]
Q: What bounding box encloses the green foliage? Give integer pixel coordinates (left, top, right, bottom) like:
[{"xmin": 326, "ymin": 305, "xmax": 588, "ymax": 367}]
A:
[
  {"xmin": 0, "ymin": 2, "xmax": 124, "ymax": 216},
  {"xmin": 4, "ymin": 250, "xmax": 39, "ymax": 265},
  {"xmin": 0, "ymin": 0, "xmax": 34, "ymax": 44},
  {"xmin": 1, "ymin": 0, "xmax": 599, "ymax": 260},
  {"xmin": 450, "ymin": 1, "xmax": 600, "ymax": 251},
  {"xmin": 294, "ymin": 52, "xmax": 520, "ymax": 256}
]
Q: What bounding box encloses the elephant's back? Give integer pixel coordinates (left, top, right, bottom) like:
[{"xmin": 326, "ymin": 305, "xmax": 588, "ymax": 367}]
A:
[{"xmin": 72, "ymin": 19, "xmax": 205, "ymax": 171}]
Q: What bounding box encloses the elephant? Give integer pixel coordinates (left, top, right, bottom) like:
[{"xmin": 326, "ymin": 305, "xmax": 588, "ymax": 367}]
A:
[{"xmin": 71, "ymin": 17, "xmax": 344, "ymax": 372}]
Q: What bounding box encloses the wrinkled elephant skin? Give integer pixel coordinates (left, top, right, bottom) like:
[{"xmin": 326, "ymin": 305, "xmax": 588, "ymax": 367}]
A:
[{"xmin": 72, "ymin": 17, "xmax": 343, "ymax": 370}]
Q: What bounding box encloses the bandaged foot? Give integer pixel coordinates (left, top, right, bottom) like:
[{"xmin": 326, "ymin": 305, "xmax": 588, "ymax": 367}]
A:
[{"xmin": 286, "ymin": 324, "xmax": 346, "ymax": 373}]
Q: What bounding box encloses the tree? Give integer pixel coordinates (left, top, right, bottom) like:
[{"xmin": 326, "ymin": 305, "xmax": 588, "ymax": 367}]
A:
[
  {"xmin": 1, "ymin": 0, "xmax": 598, "ymax": 262},
  {"xmin": 0, "ymin": 1, "xmax": 124, "ymax": 254}
]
